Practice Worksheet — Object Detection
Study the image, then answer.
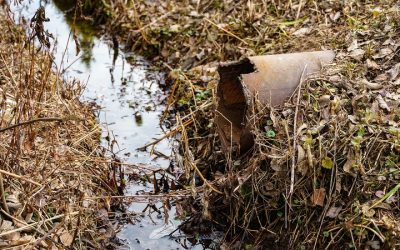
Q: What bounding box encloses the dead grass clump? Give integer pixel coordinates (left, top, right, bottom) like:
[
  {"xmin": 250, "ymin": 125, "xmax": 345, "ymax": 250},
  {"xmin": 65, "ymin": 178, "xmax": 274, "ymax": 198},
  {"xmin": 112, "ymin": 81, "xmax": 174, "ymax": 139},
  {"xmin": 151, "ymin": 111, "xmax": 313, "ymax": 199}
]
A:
[
  {"xmin": 214, "ymin": 63, "xmax": 400, "ymax": 248},
  {"xmin": 0, "ymin": 8, "xmax": 120, "ymax": 248}
]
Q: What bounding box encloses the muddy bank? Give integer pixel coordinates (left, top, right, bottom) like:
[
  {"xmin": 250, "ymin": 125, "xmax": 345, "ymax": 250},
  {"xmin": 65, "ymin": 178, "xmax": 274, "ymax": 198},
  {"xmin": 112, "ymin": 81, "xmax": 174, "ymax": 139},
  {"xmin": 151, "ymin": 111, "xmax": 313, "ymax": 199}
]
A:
[
  {"xmin": 74, "ymin": 1, "xmax": 400, "ymax": 249},
  {"xmin": 0, "ymin": 7, "xmax": 121, "ymax": 248}
]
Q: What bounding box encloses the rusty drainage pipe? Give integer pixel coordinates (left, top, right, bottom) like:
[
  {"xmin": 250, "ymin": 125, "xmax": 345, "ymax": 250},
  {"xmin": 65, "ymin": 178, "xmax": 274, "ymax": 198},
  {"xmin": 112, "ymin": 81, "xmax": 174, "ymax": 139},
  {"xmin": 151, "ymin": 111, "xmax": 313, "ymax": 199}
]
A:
[{"xmin": 215, "ymin": 51, "xmax": 335, "ymax": 156}]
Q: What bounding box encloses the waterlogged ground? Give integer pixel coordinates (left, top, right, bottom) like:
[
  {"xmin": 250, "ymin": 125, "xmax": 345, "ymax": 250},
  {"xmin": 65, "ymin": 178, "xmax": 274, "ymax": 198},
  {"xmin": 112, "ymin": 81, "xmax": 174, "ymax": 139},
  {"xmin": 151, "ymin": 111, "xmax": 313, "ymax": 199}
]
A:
[{"xmin": 11, "ymin": 1, "xmax": 211, "ymax": 249}]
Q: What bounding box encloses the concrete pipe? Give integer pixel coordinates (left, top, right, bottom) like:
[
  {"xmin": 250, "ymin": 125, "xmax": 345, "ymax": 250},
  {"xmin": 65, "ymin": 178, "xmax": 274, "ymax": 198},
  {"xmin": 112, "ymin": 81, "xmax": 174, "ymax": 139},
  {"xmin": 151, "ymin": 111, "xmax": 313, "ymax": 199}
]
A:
[{"xmin": 215, "ymin": 50, "xmax": 335, "ymax": 156}]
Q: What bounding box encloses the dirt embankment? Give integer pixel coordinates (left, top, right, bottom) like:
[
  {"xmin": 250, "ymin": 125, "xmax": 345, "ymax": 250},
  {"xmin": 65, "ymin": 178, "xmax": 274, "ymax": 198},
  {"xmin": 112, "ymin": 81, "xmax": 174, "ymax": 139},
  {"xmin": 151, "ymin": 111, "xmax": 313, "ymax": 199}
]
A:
[
  {"xmin": 0, "ymin": 7, "xmax": 120, "ymax": 249},
  {"xmin": 81, "ymin": 1, "xmax": 399, "ymax": 249}
]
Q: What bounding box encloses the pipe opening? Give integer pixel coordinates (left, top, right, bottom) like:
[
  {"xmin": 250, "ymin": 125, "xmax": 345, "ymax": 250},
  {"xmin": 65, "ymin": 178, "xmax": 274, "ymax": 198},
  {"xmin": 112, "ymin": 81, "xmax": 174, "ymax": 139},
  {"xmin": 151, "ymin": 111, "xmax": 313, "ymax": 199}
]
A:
[
  {"xmin": 216, "ymin": 58, "xmax": 255, "ymax": 129},
  {"xmin": 216, "ymin": 58, "xmax": 256, "ymax": 154}
]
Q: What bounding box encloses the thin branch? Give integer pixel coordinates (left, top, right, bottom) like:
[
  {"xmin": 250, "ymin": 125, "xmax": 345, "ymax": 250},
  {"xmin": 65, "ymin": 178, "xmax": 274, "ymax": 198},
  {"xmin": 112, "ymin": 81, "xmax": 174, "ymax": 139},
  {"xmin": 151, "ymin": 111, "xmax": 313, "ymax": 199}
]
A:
[
  {"xmin": 290, "ymin": 65, "xmax": 308, "ymax": 195},
  {"xmin": 204, "ymin": 18, "xmax": 249, "ymax": 45},
  {"xmin": 137, "ymin": 118, "xmax": 193, "ymax": 151},
  {"xmin": 0, "ymin": 116, "xmax": 82, "ymax": 133},
  {"xmin": 0, "ymin": 173, "xmax": 9, "ymax": 214},
  {"xmin": 0, "ymin": 212, "xmax": 79, "ymax": 238},
  {"xmin": 0, "ymin": 169, "xmax": 42, "ymax": 186}
]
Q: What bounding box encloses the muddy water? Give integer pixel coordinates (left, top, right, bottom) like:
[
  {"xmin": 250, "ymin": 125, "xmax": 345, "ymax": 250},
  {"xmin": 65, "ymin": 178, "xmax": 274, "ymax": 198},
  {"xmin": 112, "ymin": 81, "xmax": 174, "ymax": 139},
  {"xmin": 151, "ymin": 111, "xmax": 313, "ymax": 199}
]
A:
[{"xmin": 11, "ymin": 1, "xmax": 208, "ymax": 249}]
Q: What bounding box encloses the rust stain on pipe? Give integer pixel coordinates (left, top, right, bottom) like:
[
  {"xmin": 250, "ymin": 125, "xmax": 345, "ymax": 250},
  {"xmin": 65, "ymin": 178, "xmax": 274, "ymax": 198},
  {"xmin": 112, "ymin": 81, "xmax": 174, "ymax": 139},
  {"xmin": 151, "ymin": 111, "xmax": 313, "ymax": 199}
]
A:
[{"xmin": 215, "ymin": 51, "xmax": 335, "ymax": 156}]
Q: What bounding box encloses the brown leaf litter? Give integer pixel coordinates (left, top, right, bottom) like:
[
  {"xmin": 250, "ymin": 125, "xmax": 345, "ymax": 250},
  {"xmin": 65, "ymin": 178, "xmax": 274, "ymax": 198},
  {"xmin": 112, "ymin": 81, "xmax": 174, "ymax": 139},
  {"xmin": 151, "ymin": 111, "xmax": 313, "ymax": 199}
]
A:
[{"xmin": 76, "ymin": 0, "xmax": 399, "ymax": 249}]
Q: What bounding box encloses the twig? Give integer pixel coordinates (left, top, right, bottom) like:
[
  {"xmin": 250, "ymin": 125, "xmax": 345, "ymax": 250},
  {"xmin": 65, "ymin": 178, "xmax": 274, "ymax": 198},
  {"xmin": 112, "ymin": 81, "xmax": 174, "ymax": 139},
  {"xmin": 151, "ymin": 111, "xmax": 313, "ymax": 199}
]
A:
[
  {"xmin": 0, "ymin": 169, "xmax": 42, "ymax": 186},
  {"xmin": 0, "ymin": 116, "xmax": 82, "ymax": 133},
  {"xmin": 190, "ymin": 161, "xmax": 223, "ymax": 194},
  {"xmin": 72, "ymin": 125, "xmax": 100, "ymax": 146},
  {"xmin": 27, "ymin": 222, "xmax": 63, "ymax": 250},
  {"xmin": 0, "ymin": 208, "xmax": 46, "ymax": 239},
  {"xmin": 354, "ymin": 224, "xmax": 385, "ymax": 242},
  {"xmin": 0, "ymin": 212, "xmax": 79, "ymax": 238},
  {"xmin": 135, "ymin": 10, "xmax": 175, "ymax": 32},
  {"xmin": 283, "ymin": 120, "xmax": 290, "ymax": 229},
  {"xmin": 349, "ymin": 229, "xmax": 358, "ymax": 250},
  {"xmin": 204, "ymin": 18, "xmax": 249, "ymax": 45},
  {"xmin": 132, "ymin": 0, "xmax": 150, "ymax": 43},
  {"xmin": 178, "ymin": 115, "xmax": 223, "ymax": 194},
  {"xmin": 137, "ymin": 118, "xmax": 193, "ymax": 151},
  {"xmin": 214, "ymin": 110, "xmax": 233, "ymax": 170},
  {"xmin": 0, "ymin": 173, "xmax": 9, "ymax": 214},
  {"xmin": 296, "ymin": 0, "xmax": 303, "ymax": 20},
  {"xmin": 0, "ymin": 54, "xmax": 18, "ymax": 87},
  {"xmin": 289, "ymin": 65, "xmax": 307, "ymax": 195}
]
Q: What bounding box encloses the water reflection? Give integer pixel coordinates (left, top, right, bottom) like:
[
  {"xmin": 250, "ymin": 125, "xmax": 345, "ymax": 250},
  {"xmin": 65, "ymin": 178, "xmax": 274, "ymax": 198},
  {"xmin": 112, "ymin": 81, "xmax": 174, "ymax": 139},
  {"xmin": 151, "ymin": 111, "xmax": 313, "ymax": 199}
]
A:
[{"xmin": 51, "ymin": 0, "xmax": 96, "ymax": 68}]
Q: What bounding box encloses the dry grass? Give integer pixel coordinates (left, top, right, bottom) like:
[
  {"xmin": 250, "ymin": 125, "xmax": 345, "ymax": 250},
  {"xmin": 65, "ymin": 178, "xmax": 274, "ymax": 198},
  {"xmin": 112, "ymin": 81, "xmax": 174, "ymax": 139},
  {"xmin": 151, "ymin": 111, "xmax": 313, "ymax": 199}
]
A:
[
  {"xmin": 81, "ymin": 0, "xmax": 400, "ymax": 249},
  {"xmin": 0, "ymin": 7, "xmax": 123, "ymax": 249}
]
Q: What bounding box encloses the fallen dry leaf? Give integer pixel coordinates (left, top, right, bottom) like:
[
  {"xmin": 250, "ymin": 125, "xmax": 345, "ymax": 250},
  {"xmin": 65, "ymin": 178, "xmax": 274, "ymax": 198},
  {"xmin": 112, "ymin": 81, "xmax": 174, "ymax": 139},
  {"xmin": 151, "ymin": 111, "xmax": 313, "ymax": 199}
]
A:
[
  {"xmin": 330, "ymin": 11, "xmax": 341, "ymax": 22},
  {"xmin": 360, "ymin": 78, "xmax": 382, "ymax": 90},
  {"xmin": 0, "ymin": 220, "xmax": 13, "ymax": 231},
  {"xmin": 60, "ymin": 231, "xmax": 74, "ymax": 247},
  {"xmin": 347, "ymin": 39, "xmax": 359, "ymax": 52},
  {"xmin": 297, "ymin": 145, "xmax": 305, "ymax": 162},
  {"xmin": 376, "ymin": 95, "xmax": 391, "ymax": 112},
  {"xmin": 375, "ymin": 190, "xmax": 385, "ymax": 198},
  {"xmin": 297, "ymin": 161, "xmax": 308, "ymax": 176},
  {"xmin": 343, "ymin": 152, "xmax": 356, "ymax": 176},
  {"xmin": 349, "ymin": 49, "xmax": 365, "ymax": 61},
  {"xmin": 326, "ymin": 206, "xmax": 342, "ymax": 218},
  {"xmin": 366, "ymin": 59, "xmax": 379, "ymax": 69},
  {"xmin": 373, "ymin": 48, "xmax": 393, "ymax": 59},
  {"xmin": 388, "ymin": 63, "xmax": 400, "ymax": 80},
  {"xmin": 311, "ymin": 188, "xmax": 326, "ymax": 207},
  {"xmin": 14, "ymin": 235, "xmax": 35, "ymax": 244},
  {"xmin": 375, "ymin": 73, "xmax": 389, "ymax": 82},
  {"xmin": 292, "ymin": 27, "xmax": 312, "ymax": 37}
]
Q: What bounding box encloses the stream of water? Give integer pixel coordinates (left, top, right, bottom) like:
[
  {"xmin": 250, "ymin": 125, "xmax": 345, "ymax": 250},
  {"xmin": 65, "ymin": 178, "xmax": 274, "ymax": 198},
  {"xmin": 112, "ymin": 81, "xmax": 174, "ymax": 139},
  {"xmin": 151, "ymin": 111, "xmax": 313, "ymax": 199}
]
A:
[{"xmin": 10, "ymin": 1, "xmax": 212, "ymax": 249}]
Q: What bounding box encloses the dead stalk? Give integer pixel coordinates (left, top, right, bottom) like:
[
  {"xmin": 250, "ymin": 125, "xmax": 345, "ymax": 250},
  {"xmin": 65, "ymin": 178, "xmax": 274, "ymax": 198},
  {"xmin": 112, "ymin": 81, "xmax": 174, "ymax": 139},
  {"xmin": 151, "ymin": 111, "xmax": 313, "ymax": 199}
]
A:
[{"xmin": 289, "ymin": 65, "xmax": 307, "ymax": 195}]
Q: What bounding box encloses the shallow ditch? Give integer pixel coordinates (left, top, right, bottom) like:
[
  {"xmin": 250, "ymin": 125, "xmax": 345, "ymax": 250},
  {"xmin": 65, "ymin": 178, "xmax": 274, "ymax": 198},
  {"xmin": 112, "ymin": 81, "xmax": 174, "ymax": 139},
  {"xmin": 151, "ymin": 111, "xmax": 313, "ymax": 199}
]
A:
[{"xmin": 10, "ymin": 1, "xmax": 217, "ymax": 249}]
